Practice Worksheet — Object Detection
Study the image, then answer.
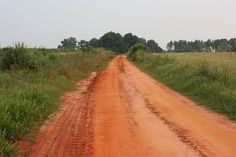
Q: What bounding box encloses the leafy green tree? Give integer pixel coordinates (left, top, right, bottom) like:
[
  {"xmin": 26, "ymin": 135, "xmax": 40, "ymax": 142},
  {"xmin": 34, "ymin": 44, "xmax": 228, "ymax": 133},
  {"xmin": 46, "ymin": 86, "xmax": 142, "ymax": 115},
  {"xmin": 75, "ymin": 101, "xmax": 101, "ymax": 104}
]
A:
[
  {"xmin": 123, "ymin": 33, "xmax": 139, "ymax": 51},
  {"xmin": 137, "ymin": 38, "xmax": 147, "ymax": 45},
  {"xmin": 58, "ymin": 37, "xmax": 77, "ymax": 49},
  {"xmin": 57, "ymin": 45, "xmax": 63, "ymax": 49},
  {"xmin": 78, "ymin": 40, "xmax": 89, "ymax": 49},
  {"xmin": 167, "ymin": 41, "xmax": 174, "ymax": 52},
  {"xmin": 193, "ymin": 40, "xmax": 205, "ymax": 52},
  {"xmin": 205, "ymin": 39, "xmax": 212, "ymax": 52},
  {"xmin": 229, "ymin": 38, "xmax": 236, "ymax": 52},
  {"xmin": 99, "ymin": 32, "xmax": 125, "ymax": 53},
  {"xmin": 218, "ymin": 42, "xmax": 232, "ymax": 52},
  {"xmin": 89, "ymin": 38, "xmax": 99, "ymax": 48},
  {"xmin": 128, "ymin": 43, "xmax": 147, "ymax": 61},
  {"xmin": 146, "ymin": 40, "xmax": 163, "ymax": 52}
]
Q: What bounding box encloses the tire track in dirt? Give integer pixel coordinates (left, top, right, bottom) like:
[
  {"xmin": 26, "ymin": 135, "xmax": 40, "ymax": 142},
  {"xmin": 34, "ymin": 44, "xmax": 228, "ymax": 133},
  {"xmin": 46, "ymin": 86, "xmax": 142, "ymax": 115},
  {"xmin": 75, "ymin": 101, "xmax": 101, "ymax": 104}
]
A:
[
  {"xmin": 143, "ymin": 97, "xmax": 207, "ymax": 157},
  {"xmin": 122, "ymin": 56, "xmax": 236, "ymax": 157},
  {"xmin": 20, "ymin": 72, "xmax": 97, "ymax": 157}
]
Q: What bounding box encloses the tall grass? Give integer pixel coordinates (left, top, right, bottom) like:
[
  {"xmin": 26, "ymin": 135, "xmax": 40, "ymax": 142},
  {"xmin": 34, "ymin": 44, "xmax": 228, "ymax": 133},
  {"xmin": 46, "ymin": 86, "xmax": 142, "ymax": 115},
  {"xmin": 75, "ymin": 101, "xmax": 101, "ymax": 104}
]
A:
[
  {"xmin": 131, "ymin": 51, "xmax": 236, "ymax": 120},
  {"xmin": 0, "ymin": 47, "xmax": 113, "ymax": 156}
]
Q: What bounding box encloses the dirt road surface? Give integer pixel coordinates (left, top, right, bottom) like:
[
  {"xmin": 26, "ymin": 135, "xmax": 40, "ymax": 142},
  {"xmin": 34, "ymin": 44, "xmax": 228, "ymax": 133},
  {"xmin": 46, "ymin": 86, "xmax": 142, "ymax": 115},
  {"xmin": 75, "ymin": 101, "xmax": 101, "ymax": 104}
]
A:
[{"xmin": 22, "ymin": 56, "xmax": 236, "ymax": 157}]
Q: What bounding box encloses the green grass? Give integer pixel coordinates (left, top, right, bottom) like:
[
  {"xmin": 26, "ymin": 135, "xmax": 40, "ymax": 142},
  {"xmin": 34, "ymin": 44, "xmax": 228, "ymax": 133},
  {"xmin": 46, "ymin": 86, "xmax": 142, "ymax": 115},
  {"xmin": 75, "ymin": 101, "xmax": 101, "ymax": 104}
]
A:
[
  {"xmin": 0, "ymin": 48, "xmax": 113, "ymax": 156},
  {"xmin": 130, "ymin": 51, "xmax": 236, "ymax": 120}
]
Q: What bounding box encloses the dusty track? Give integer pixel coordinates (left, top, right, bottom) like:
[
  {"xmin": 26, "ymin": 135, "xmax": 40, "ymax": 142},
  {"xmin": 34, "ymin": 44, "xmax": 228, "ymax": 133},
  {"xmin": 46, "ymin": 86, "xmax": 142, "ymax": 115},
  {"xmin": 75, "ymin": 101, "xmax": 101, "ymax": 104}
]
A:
[{"xmin": 23, "ymin": 56, "xmax": 236, "ymax": 157}]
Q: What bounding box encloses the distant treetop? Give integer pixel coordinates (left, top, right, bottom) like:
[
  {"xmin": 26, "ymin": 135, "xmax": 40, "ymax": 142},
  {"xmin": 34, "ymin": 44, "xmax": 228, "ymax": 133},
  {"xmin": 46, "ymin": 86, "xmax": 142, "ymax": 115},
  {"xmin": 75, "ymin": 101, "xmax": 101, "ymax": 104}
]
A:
[{"xmin": 167, "ymin": 38, "xmax": 236, "ymax": 52}]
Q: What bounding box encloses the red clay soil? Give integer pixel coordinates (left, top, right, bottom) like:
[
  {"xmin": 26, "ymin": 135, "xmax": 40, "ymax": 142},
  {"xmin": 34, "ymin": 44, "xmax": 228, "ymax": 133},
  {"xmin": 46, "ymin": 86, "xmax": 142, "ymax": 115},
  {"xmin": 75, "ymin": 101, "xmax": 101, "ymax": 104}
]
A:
[{"xmin": 20, "ymin": 56, "xmax": 236, "ymax": 157}]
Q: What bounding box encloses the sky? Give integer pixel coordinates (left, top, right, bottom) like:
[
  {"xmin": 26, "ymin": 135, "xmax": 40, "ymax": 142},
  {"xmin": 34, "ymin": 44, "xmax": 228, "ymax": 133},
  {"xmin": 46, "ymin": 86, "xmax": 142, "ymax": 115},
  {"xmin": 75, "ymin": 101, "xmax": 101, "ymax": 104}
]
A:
[{"xmin": 0, "ymin": 0, "xmax": 235, "ymax": 49}]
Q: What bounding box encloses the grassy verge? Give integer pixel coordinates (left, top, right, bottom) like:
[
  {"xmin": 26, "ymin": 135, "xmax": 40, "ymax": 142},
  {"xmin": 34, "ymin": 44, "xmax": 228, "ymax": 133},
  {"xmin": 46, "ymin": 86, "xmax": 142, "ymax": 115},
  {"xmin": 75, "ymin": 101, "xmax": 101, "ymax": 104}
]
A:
[
  {"xmin": 130, "ymin": 51, "xmax": 236, "ymax": 120},
  {"xmin": 0, "ymin": 47, "xmax": 113, "ymax": 156}
]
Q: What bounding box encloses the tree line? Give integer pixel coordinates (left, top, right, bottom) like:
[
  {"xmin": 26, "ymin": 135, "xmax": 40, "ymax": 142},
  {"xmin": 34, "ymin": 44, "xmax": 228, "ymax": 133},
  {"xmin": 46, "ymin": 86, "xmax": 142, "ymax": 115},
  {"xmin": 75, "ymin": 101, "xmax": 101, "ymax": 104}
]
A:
[
  {"xmin": 167, "ymin": 38, "xmax": 236, "ymax": 52},
  {"xmin": 58, "ymin": 32, "xmax": 163, "ymax": 53},
  {"xmin": 58, "ymin": 32, "xmax": 236, "ymax": 53}
]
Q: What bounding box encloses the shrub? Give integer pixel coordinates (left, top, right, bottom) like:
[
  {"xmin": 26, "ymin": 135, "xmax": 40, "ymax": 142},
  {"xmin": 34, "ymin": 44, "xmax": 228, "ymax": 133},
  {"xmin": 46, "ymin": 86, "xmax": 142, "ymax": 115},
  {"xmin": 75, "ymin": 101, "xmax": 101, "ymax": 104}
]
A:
[
  {"xmin": 128, "ymin": 43, "xmax": 147, "ymax": 61},
  {"xmin": 1, "ymin": 43, "xmax": 44, "ymax": 71},
  {"xmin": 81, "ymin": 46, "xmax": 94, "ymax": 53}
]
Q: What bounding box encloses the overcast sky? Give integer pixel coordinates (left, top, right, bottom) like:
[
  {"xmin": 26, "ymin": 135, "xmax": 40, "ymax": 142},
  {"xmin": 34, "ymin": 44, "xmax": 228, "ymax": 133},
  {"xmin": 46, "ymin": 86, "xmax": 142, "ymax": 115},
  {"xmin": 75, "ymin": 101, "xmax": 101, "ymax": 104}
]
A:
[{"xmin": 0, "ymin": 0, "xmax": 235, "ymax": 49}]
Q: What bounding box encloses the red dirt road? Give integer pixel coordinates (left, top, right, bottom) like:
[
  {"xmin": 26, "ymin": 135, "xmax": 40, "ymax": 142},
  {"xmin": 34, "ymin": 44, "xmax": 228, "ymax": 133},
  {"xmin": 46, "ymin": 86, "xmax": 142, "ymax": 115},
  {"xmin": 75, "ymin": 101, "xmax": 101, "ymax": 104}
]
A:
[{"xmin": 22, "ymin": 56, "xmax": 236, "ymax": 157}]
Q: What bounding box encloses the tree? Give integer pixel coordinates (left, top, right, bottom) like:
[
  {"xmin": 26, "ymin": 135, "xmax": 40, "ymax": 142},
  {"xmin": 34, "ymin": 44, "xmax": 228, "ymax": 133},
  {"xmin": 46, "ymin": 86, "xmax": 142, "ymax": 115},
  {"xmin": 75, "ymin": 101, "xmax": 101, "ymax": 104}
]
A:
[
  {"xmin": 78, "ymin": 40, "xmax": 89, "ymax": 49},
  {"xmin": 89, "ymin": 38, "xmax": 99, "ymax": 48},
  {"xmin": 146, "ymin": 40, "xmax": 163, "ymax": 52},
  {"xmin": 137, "ymin": 38, "xmax": 147, "ymax": 45},
  {"xmin": 218, "ymin": 42, "xmax": 232, "ymax": 52},
  {"xmin": 205, "ymin": 39, "xmax": 212, "ymax": 52},
  {"xmin": 193, "ymin": 40, "xmax": 205, "ymax": 52},
  {"xmin": 123, "ymin": 33, "xmax": 139, "ymax": 51},
  {"xmin": 99, "ymin": 32, "xmax": 125, "ymax": 53},
  {"xmin": 166, "ymin": 41, "xmax": 174, "ymax": 52},
  {"xmin": 57, "ymin": 45, "xmax": 63, "ymax": 49},
  {"xmin": 59, "ymin": 37, "xmax": 77, "ymax": 49},
  {"xmin": 229, "ymin": 38, "xmax": 236, "ymax": 52}
]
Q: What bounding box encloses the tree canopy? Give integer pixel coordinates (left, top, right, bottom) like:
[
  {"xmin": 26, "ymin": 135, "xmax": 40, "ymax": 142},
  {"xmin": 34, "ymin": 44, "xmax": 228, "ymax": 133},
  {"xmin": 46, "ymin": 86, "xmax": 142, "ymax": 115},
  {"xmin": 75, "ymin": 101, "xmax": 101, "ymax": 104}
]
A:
[
  {"xmin": 98, "ymin": 32, "xmax": 125, "ymax": 53},
  {"xmin": 146, "ymin": 40, "xmax": 163, "ymax": 52},
  {"xmin": 167, "ymin": 38, "xmax": 236, "ymax": 52},
  {"xmin": 58, "ymin": 37, "xmax": 77, "ymax": 49},
  {"xmin": 58, "ymin": 32, "xmax": 163, "ymax": 53},
  {"xmin": 123, "ymin": 33, "xmax": 139, "ymax": 52}
]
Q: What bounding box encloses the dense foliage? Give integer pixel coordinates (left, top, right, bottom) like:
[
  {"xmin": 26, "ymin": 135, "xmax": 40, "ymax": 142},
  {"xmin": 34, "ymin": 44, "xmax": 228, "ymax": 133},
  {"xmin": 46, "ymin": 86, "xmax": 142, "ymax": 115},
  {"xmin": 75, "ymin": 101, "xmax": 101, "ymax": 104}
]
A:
[
  {"xmin": 167, "ymin": 38, "xmax": 236, "ymax": 52},
  {"xmin": 1, "ymin": 44, "xmax": 45, "ymax": 71},
  {"xmin": 58, "ymin": 37, "xmax": 77, "ymax": 49},
  {"xmin": 128, "ymin": 43, "xmax": 147, "ymax": 61},
  {"xmin": 0, "ymin": 47, "xmax": 113, "ymax": 156},
  {"xmin": 58, "ymin": 32, "xmax": 163, "ymax": 54}
]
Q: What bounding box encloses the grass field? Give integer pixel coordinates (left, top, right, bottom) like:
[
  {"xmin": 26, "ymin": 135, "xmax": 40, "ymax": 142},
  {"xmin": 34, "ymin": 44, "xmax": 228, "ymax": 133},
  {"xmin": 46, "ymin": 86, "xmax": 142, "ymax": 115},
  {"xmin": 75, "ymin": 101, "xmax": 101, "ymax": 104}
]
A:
[
  {"xmin": 131, "ymin": 51, "xmax": 236, "ymax": 120},
  {"xmin": 0, "ymin": 47, "xmax": 113, "ymax": 156}
]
